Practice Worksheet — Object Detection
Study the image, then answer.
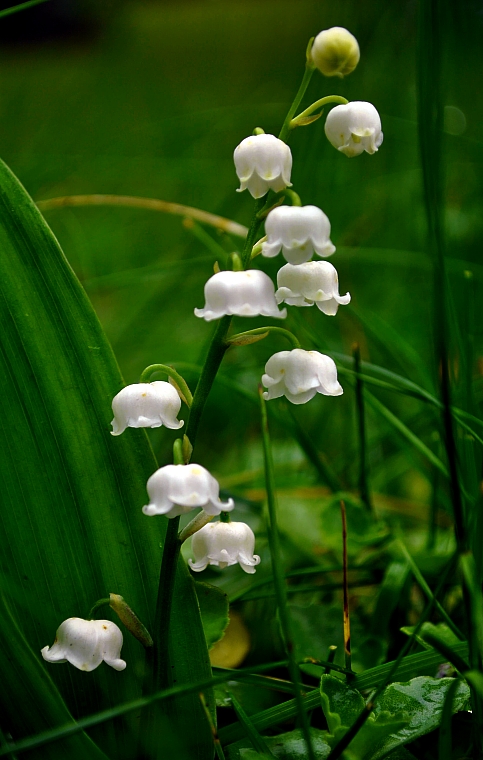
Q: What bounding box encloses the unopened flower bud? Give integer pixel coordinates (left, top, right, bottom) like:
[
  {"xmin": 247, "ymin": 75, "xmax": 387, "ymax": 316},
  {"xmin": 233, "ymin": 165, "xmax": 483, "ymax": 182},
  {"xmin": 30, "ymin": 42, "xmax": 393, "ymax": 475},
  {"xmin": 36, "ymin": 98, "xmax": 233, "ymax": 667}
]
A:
[{"xmin": 311, "ymin": 27, "xmax": 360, "ymax": 78}]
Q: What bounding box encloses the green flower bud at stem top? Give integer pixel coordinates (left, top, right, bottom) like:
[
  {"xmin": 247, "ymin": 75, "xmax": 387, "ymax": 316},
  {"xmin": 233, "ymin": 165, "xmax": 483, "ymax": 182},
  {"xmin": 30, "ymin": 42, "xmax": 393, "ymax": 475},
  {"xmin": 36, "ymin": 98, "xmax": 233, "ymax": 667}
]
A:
[{"xmin": 311, "ymin": 27, "xmax": 360, "ymax": 78}]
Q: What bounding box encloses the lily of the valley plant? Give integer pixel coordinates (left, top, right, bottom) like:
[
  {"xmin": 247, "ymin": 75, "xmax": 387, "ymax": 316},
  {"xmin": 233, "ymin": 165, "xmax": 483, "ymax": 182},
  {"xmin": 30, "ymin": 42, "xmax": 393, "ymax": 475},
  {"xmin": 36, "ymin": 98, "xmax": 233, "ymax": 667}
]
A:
[{"xmin": 40, "ymin": 23, "xmax": 385, "ymax": 759}]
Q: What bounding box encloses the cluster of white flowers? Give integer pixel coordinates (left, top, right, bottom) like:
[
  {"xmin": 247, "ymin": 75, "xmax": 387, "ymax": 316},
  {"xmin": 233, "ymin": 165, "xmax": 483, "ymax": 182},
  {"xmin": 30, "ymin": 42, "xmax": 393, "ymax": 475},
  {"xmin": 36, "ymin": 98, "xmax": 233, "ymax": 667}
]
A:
[{"xmin": 42, "ymin": 26, "xmax": 381, "ymax": 676}]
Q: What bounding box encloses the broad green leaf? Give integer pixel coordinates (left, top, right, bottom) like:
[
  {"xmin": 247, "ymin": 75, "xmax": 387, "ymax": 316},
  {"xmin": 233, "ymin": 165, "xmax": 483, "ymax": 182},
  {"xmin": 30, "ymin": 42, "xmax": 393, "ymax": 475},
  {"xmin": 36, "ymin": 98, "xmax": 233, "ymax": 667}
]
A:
[
  {"xmin": 226, "ymin": 729, "xmax": 332, "ymax": 760},
  {"xmin": 195, "ymin": 580, "xmax": 230, "ymax": 649},
  {"xmin": 320, "ymin": 675, "xmax": 408, "ymax": 760},
  {"xmin": 218, "ymin": 644, "xmax": 470, "ymax": 745},
  {"xmin": 0, "ymin": 157, "xmax": 212, "ymax": 759},
  {"xmin": 370, "ymin": 676, "xmax": 470, "ymax": 759}
]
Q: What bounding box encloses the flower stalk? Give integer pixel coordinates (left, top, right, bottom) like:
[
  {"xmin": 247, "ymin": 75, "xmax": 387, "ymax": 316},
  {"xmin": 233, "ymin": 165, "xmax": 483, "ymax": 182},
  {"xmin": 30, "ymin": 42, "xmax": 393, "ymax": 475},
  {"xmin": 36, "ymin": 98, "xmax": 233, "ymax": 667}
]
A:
[{"xmin": 139, "ymin": 364, "xmax": 193, "ymax": 407}]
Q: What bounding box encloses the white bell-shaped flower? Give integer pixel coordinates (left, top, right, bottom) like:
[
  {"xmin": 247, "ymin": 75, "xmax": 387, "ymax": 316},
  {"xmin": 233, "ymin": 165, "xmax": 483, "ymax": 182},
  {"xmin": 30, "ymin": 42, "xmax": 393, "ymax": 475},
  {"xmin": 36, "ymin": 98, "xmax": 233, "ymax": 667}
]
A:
[
  {"xmin": 262, "ymin": 349, "xmax": 343, "ymax": 404},
  {"xmin": 234, "ymin": 134, "xmax": 292, "ymax": 199},
  {"xmin": 325, "ymin": 102, "xmax": 383, "ymax": 157},
  {"xmin": 194, "ymin": 270, "xmax": 287, "ymax": 322},
  {"xmin": 276, "ymin": 261, "xmax": 351, "ymax": 315},
  {"xmin": 262, "ymin": 205, "xmax": 335, "ymax": 265},
  {"xmin": 41, "ymin": 618, "xmax": 126, "ymax": 672},
  {"xmin": 311, "ymin": 27, "xmax": 360, "ymax": 78},
  {"xmin": 189, "ymin": 521, "xmax": 260, "ymax": 574},
  {"xmin": 143, "ymin": 463, "xmax": 234, "ymax": 519},
  {"xmin": 111, "ymin": 381, "xmax": 183, "ymax": 436}
]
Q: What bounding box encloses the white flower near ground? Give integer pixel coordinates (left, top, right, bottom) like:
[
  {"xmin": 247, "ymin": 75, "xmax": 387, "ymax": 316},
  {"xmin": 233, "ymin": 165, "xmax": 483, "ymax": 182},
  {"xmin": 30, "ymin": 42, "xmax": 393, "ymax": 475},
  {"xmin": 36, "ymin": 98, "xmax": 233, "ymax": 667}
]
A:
[
  {"xmin": 276, "ymin": 261, "xmax": 351, "ymax": 315},
  {"xmin": 234, "ymin": 134, "xmax": 292, "ymax": 198},
  {"xmin": 325, "ymin": 102, "xmax": 383, "ymax": 157},
  {"xmin": 110, "ymin": 381, "xmax": 183, "ymax": 435},
  {"xmin": 262, "ymin": 349, "xmax": 343, "ymax": 404},
  {"xmin": 41, "ymin": 618, "xmax": 126, "ymax": 672},
  {"xmin": 311, "ymin": 27, "xmax": 360, "ymax": 78},
  {"xmin": 262, "ymin": 205, "xmax": 335, "ymax": 265},
  {"xmin": 189, "ymin": 521, "xmax": 260, "ymax": 574},
  {"xmin": 142, "ymin": 463, "xmax": 234, "ymax": 519},
  {"xmin": 194, "ymin": 270, "xmax": 287, "ymax": 321}
]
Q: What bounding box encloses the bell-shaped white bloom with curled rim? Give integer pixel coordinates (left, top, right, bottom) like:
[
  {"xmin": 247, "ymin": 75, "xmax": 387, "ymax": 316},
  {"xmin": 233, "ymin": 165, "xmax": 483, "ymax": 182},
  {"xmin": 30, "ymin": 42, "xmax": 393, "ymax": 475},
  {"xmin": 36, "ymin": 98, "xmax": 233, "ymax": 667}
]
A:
[
  {"xmin": 262, "ymin": 349, "xmax": 343, "ymax": 405},
  {"xmin": 194, "ymin": 270, "xmax": 287, "ymax": 322},
  {"xmin": 41, "ymin": 618, "xmax": 126, "ymax": 672},
  {"xmin": 325, "ymin": 101, "xmax": 383, "ymax": 157},
  {"xmin": 189, "ymin": 521, "xmax": 260, "ymax": 574},
  {"xmin": 262, "ymin": 205, "xmax": 335, "ymax": 265},
  {"xmin": 276, "ymin": 261, "xmax": 351, "ymax": 315},
  {"xmin": 234, "ymin": 133, "xmax": 292, "ymax": 199},
  {"xmin": 110, "ymin": 381, "xmax": 183, "ymax": 436},
  {"xmin": 143, "ymin": 463, "xmax": 234, "ymax": 519}
]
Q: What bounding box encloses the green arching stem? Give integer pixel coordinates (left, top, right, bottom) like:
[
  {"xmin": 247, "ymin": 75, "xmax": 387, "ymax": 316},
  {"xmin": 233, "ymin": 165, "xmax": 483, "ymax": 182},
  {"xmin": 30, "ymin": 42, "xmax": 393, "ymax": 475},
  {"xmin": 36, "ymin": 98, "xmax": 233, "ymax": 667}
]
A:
[
  {"xmin": 259, "ymin": 388, "xmax": 317, "ymax": 760},
  {"xmin": 278, "ymin": 63, "xmax": 316, "ymax": 142},
  {"xmin": 290, "ymin": 95, "xmax": 349, "ymax": 128},
  {"xmin": 227, "ymin": 327, "xmax": 301, "ymax": 350},
  {"xmin": 139, "ymin": 363, "xmax": 193, "ymax": 407},
  {"xmin": 284, "ymin": 189, "xmax": 302, "ymax": 206},
  {"xmin": 87, "ymin": 597, "xmax": 111, "ymax": 620},
  {"xmin": 219, "ymin": 511, "xmax": 231, "ymax": 523}
]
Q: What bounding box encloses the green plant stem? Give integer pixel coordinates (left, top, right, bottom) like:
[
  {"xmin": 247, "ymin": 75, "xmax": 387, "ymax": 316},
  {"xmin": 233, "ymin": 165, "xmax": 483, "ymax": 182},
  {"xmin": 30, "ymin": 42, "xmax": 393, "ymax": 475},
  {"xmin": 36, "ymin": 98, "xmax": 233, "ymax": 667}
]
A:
[
  {"xmin": 325, "ymin": 552, "xmax": 458, "ymax": 760},
  {"xmin": 86, "ymin": 598, "xmax": 110, "ymax": 620},
  {"xmin": 278, "ymin": 63, "xmax": 315, "ymax": 142},
  {"xmin": 228, "ymin": 691, "xmax": 275, "ymax": 757},
  {"xmin": 396, "ymin": 539, "xmax": 464, "ymax": 640},
  {"xmin": 438, "ymin": 677, "xmax": 462, "ymax": 760},
  {"xmin": 227, "ymin": 327, "xmax": 301, "ymax": 349},
  {"xmin": 185, "ymin": 315, "xmax": 233, "ymax": 447},
  {"xmin": 353, "ymin": 344, "xmax": 372, "ymax": 512},
  {"xmin": 139, "ymin": 363, "xmax": 193, "ymax": 407},
  {"xmin": 200, "ymin": 693, "xmax": 226, "ymax": 760},
  {"xmin": 0, "ymin": 0, "xmax": 50, "ymax": 19},
  {"xmin": 340, "ymin": 501, "xmax": 352, "ymax": 674},
  {"xmin": 290, "ymin": 95, "xmax": 349, "ymax": 127},
  {"xmin": 259, "ymin": 389, "xmax": 316, "ymax": 760}
]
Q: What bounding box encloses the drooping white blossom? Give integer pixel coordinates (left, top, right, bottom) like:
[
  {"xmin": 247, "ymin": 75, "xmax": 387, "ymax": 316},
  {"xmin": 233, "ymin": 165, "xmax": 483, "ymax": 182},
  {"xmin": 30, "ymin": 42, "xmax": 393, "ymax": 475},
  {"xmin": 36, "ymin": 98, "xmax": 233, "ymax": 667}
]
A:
[
  {"xmin": 325, "ymin": 102, "xmax": 383, "ymax": 157},
  {"xmin": 142, "ymin": 463, "xmax": 234, "ymax": 519},
  {"xmin": 262, "ymin": 349, "xmax": 343, "ymax": 404},
  {"xmin": 234, "ymin": 134, "xmax": 292, "ymax": 199},
  {"xmin": 262, "ymin": 205, "xmax": 335, "ymax": 265},
  {"xmin": 189, "ymin": 521, "xmax": 260, "ymax": 574},
  {"xmin": 111, "ymin": 381, "xmax": 183, "ymax": 436},
  {"xmin": 311, "ymin": 27, "xmax": 360, "ymax": 78},
  {"xmin": 194, "ymin": 270, "xmax": 287, "ymax": 322},
  {"xmin": 41, "ymin": 618, "xmax": 126, "ymax": 672},
  {"xmin": 276, "ymin": 261, "xmax": 351, "ymax": 315}
]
